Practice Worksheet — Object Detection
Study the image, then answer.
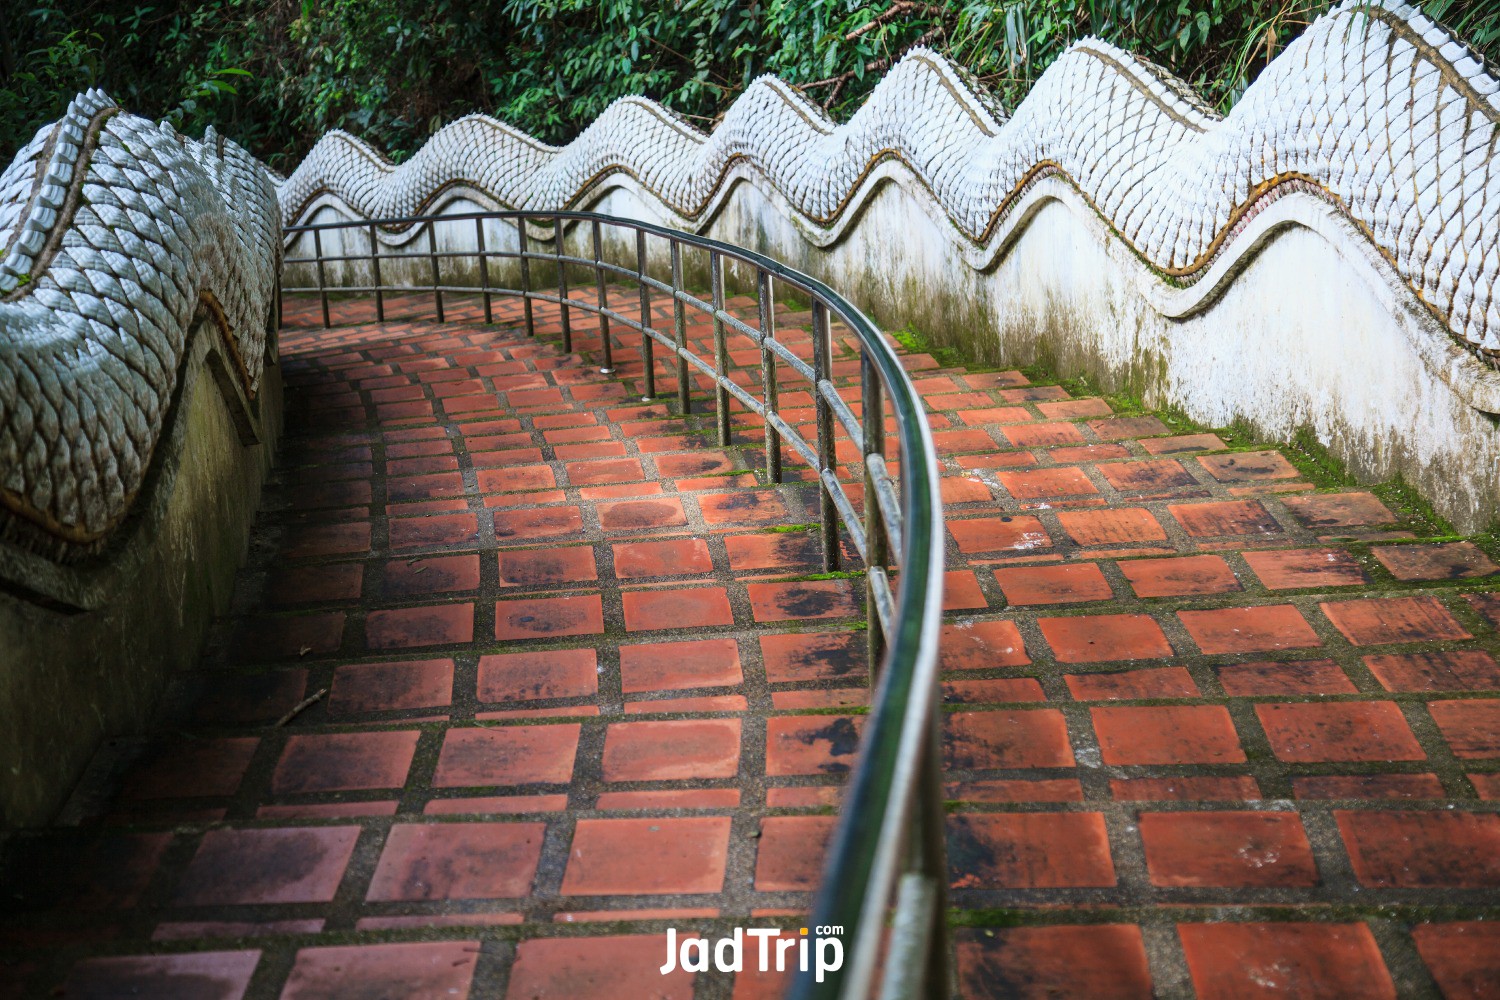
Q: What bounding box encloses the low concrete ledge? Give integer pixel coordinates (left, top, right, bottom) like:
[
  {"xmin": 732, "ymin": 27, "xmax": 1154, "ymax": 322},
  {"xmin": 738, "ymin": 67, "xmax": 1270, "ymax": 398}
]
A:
[
  {"xmin": 0, "ymin": 317, "xmax": 282, "ymax": 826},
  {"xmin": 0, "ymin": 93, "xmax": 282, "ymax": 827}
]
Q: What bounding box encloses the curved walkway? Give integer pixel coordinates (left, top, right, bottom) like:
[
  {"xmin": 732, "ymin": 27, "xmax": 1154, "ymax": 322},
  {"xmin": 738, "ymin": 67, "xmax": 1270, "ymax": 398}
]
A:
[{"xmin": 3, "ymin": 290, "xmax": 1500, "ymax": 998}]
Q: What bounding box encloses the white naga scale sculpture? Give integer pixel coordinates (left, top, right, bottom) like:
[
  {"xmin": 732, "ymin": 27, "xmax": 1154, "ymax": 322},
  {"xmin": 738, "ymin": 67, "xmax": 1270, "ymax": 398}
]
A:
[
  {"xmin": 0, "ymin": 91, "xmax": 280, "ymax": 552},
  {"xmin": 274, "ymin": 0, "xmax": 1499, "ymax": 362}
]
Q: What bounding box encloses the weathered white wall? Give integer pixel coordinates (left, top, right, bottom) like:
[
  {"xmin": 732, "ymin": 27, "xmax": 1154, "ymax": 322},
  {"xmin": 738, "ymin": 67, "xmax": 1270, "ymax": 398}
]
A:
[{"xmin": 275, "ymin": 0, "xmax": 1500, "ymax": 530}]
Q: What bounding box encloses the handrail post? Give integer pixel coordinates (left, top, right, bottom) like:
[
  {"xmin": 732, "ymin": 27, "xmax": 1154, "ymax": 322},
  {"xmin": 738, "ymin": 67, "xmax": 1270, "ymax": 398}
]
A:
[
  {"xmin": 671, "ymin": 240, "xmax": 690, "ymax": 415},
  {"xmin": 518, "ymin": 220, "xmax": 535, "ymax": 337},
  {"xmin": 757, "ymin": 270, "xmax": 781, "ymax": 484},
  {"xmin": 426, "ymin": 222, "xmax": 444, "ymax": 323},
  {"xmin": 476, "ymin": 217, "xmax": 492, "ymax": 324},
  {"xmin": 312, "ymin": 227, "xmax": 330, "ymax": 329},
  {"xmin": 637, "ymin": 228, "xmax": 654, "ymax": 401},
  {"xmin": 592, "ymin": 218, "xmax": 614, "ymax": 374},
  {"xmin": 812, "ymin": 299, "xmax": 840, "ymax": 571},
  {"xmin": 710, "ymin": 251, "xmax": 730, "ymax": 446},
  {"xmin": 917, "ymin": 704, "xmax": 950, "ymax": 999},
  {"xmin": 369, "ymin": 222, "xmax": 384, "ymax": 323},
  {"xmin": 862, "ymin": 351, "xmax": 889, "ymax": 678},
  {"xmin": 556, "ymin": 215, "xmax": 571, "ymax": 353}
]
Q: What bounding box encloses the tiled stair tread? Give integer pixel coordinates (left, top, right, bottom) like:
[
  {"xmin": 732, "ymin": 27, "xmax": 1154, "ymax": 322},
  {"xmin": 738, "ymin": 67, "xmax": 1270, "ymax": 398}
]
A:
[{"xmin": 3, "ymin": 290, "xmax": 1499, "ymax": 998}]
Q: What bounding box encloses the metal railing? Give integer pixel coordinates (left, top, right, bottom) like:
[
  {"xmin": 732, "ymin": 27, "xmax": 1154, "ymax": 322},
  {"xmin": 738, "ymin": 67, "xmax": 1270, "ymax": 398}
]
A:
[{"xmin": 281, "ymin": 210, "xmax": 948, "ymax": 998}]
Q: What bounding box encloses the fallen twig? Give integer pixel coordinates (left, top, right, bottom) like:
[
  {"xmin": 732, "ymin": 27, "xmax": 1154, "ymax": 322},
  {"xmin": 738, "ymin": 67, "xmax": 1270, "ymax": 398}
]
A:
[{"xmin": 274, "ymin": 687, "xmax": 329, "ymax": 728}]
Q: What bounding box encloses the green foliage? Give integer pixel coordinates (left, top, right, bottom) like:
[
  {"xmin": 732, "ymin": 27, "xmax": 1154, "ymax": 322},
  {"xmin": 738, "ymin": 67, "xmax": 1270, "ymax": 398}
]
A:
[{"xmin": 2, "ymin": 1, "xmax": 1497, "ymax": 169}]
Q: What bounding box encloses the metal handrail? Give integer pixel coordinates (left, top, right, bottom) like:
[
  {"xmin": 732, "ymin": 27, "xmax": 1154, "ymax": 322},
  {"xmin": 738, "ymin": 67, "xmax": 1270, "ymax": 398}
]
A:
[{"xmin": 279, "ymin": 210, "xmax": 948, "ymax": 998}]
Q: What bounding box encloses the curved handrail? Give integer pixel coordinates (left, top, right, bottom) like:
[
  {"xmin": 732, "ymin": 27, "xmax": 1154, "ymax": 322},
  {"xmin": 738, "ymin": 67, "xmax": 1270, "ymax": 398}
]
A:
[{"xmin": 280, "ymin": 210, "xmax": 948, "ymax": 998}]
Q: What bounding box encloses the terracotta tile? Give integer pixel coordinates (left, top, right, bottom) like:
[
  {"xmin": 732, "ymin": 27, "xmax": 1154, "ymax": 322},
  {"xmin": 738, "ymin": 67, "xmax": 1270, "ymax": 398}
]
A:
[
  {"xmin": 1178, "ymin": 604, "xmax": 1321, "ymax": 654},
  {"xmin": 1241, "ymin": 548, "xmax": 1370, "ymax": 589},
  {"xmin": 433, "ymin": 725, "xmax": 580, "ymax": 786},
  {"xmin": 765, "ymin": 715, "xmax": 865, "ymax": 775},
  {"xmin": 1140, "ymin": 433, "xmax": 1227, "ymax": 455},
  {"xmin": 496, "ymin": 546, "xmax": 599, "ymax": 587},
  {"xmin": 1363, "ymin": 649, "xmax": 1500, "ymax": 691},
  {"xmin": 696, "ymin": 490, "xmax": 790, "ymax": 525},
  {"xmin": 1002, "ymin": 422, "xmax": 1087, "ymax": 448},
  {"xmin": 477, "ymin": 648, "xmax": 598, "ymax": 702},
  {"xmin": 366, "ymin": 603, "xmax": 473, "ymax": 648},
  {"xmin": 61, "ymin": 953, "xmax": 260, "ymax": 1000},
  {"xmin": 1217, "ymin": 659, "xmax": 1356, "ymax": 695},
  {"xmin": 993, "ymin": 562, "xmax": 1112, "ymax": 605},
  {"xmin": 1412, "ymin": 922, "xmax": 1500, "ymax": 999},
  {"xmin": 942, "ymin": 677, "xmax": 1047, "ymax": 704},
  {"xmin": 746, "ymin": 579, "xmax": 860, "ymax": 622},
  {"xmin": 1055, "ymin": 508, "xmax": 1166, "ymax": 546},
  {"xmin": 1064, "ymin": 666, "xmax": 1198, "ymax": 700},
  {"xmin": 1179, "ymin": 923, "xmax": 1395, "ymax": 999},
  {"xmin": 3, "ymin": 831, "xmax": 172, "ymax": 911},
  {"xmin": 281, "ymin": 942, "xmax": 479, "ymax": 1000},
  {"xmin": 1255, "ymin": 702, "xmax": 1424, "ymax": 762},
  {"xmin": 423, "ymin": 795, "xmax": 569, "ymax": 815},
  {"xmin": 388, "ymin": 513, "xmax": 479, "ymax": 550},
  {"xmin": 476, "ymin": 464, "xmax": 556, "ymax": 493},
  {"xmin": 1429, "ymin": 699, "xmax": 1500, "ymax": 758},
  {"xmin": 493, "ymin": 505, "xmax": 583, "ymax": 542},
  {"xmin": 505, "ymin": 936, "xmax": 693, "ymax": 1000},
  {"xmin": 597, "ymin": 496, "xmax": 689, "ymax": 531},
  {"xmin": 1292, "ymin": 774, "xmax": 1446, "ymax": 800},
  {"xmin": 622, "ymin": 586, "xmax": 733, "ymax": 631},
  {"xmin": 724, "ymin": 531, "xmax": 822, "ymax": 571},
  {"xmin": 944, "ymin": 710, "xmax": 1075, "ymax": 768},
  {"xmin": 941, "ymin": 476, "xmax": 995, "ymax": 504},
  {"xmin": 1374, "ymin": 541, "xmax": 1500, "ymax": 581},
  {"xmin": 267, "ymin": 563, "xmax": 365, "ymax": 606},
  {"xmin": 561, "ymin": 817, "xmax": 731, "ymax": 895},
  {"xmin": 602, "ymin": 719, "xmax": 742, "ymax": 780},
  {"xmin": 595, "ymin": 789, "xmax": 740, "ymax": 810},
  {"xmin": 754, "ymin": 815, "xmax": 835, "ymax": 891},
  {"xmin": 996, "ymin": 466, "xmax": 1098, "ymax": 499},
  {"xmin": 191, "ymin": 670, "xmax": 308, "ymax": 725},
  {"xmin": 330, "ymin": 659, "xmax": 454, "ymax": 713},
  {"xmin": 1092, "ymin": 705, "xmax": 1246, "ymax": 765},
  {"xmin": 1199, "ymin": 450, "xmax": 1300, "ymax": 481},
  {"xmin": 1089, "ymin": 416, "xmax": 1170, "ymax": 440},
  {"xmin": 946, "ymin": 778, "xmax": 1083, "ymax": 803},
  {"xmin": 655, "ymin": 452, "xmax": 736, "ymax": 477},
  {"xmin": 612, "ymin": 537, "xmax": 713, "ymax": 578},
  {"xmin": 175, "ymin": 827, "xmax": 359, "ymax": 905},
  {"xmin": 1140, "ymin": 811, "xmax": 1318, "ymax": 887},
  {"xmin": 1169, "ymin": 499, "xmax": 1281, "ymax": 537},
  {"xmin": 1111, "ymin": 776, "xmax": 1261, "ymax": 801},
  {"xmin": 1469, "ymin": 592, "xmax": 1500, "ymax": 629},
  {"xmin": 565, "ymin": 457, "xmax": 643, "ymax": 486},
  {"xmin": 948, "ymin": 515, "xmax": 1052, "ymax": 554},
  {"xmin": 233, "ymin": 613, "xmax": 345, "ymax": 662},
  {"xmin": 1037, "ymin": 614, "xmax": 1173, "ymax": 662},
  {"xmin": 495, "ymin": 594, "xmax": 604, "ymax": 639},
  {"xmin": 367, "ymin": 822, "xmax": 545, "ymax": 900},
  {"xmin": 120, "ymin": 738, "xmax": 258, "ymax": 800},
  {"xmin": 1097, "ymin": 459, "xmax": 1196, "ymax": 492},
  {"xmin": 955, "ymin": 926, "xmax": 1152, "ymax": 1000},
  {"xmin": 1321, "ymin": 596, "xmax": 1472, "ymax": 645},
  {"xmin": 620, "ymin": 638, "xmax": 743, "ymax": 692},
  {"xmin": 1281, "ymin": 491, "xmax": 1395, "ymax": 528},
  {"xmin": 272, "ymin": 730, "xmax": 420, "ymax": 794},
  {"xmin": 948, "ymin": 813, "xmax": 1115, "ymax": 888},
  {"xmin": 1337, "ymin": 810, "xmax": 1500, "ymax": 887},
  {"xmin": 939, "ymin": 620, "xmax": 1030, "ymax": 669},
  {"xmin": 382, "ymin": 554, "xmax": 480, "ymax": 596}
]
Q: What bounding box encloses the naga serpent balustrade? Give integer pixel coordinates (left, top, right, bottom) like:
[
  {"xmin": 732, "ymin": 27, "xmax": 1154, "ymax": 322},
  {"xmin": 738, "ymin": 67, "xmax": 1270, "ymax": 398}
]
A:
[{"xmin": 282, "ymin": 209, "xmax": 949, "ymax": 999}]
